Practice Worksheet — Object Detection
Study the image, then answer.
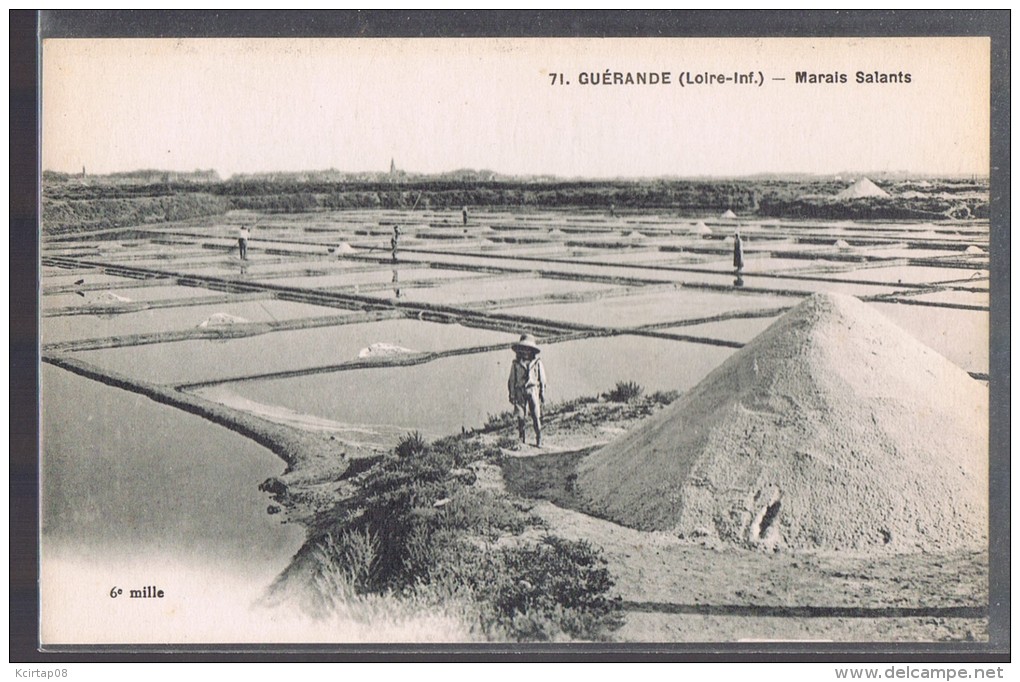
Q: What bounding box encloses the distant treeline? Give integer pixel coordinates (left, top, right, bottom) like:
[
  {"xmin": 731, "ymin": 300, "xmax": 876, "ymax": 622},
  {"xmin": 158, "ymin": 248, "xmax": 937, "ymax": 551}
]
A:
[
  {"xmin": 43, "ymin": 193, "xmax": 231, "ymax": 235},
  {"xmin": 41, "ymin": 177, "xmax": 989, "ymax": 233},
  {"xmin": 758, "ymin": 196, "xmax": 989, "ymax": 221},
  {"xmin": 223, "ymin": 181, "xmax": 764, "ymax": 212}
]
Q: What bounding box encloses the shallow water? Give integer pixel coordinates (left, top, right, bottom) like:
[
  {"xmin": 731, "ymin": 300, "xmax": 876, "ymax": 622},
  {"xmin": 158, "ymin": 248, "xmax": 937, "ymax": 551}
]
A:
[
  {"xmin": 503, "ymin": 288, "xmax": 798, "ymax": 328},
  {"xmin": 735, "ymin": 276, "xmax": 905, "ymax": 297},
  {"xmin": 42, "ymin": 299, "xmax": 348, "ymax": 344},
  {"xmin": 78, "ymin": 318, "xmax": 515, "ymax": 385},
  {"xmin": 374, "ymin": 274, "xmax": 617, "ymax": 306},
  {"xmin": 871, "ymin": 302, "xmax": 988, "ymax": 374},
  {"xmin": 874, "ymin": 248, "xmax": 964, "ymax": 259},
  {"xmin": 41, "ymin": 364, "xmax": 301, "ymax": 558},
  {"xmin": 95, "ymin": 284, "xmax": 228, "ymax": 302},
  {"xmin": 397, "ymin": 250, "xmax": 689, "ymax": 283},
  {"xmin": 40, "ymin": 285, "xmax": 194, "ymax": 310},
  {"xmin": 40, "ymin": 365, "xmax": 304, "ymax": 643},
  {"xmin": 111, "ymin": 253, "xmax": 249, "ymax": 269},
  {"xmin": 261, "ymin": 265, "xmax": 477, "ymax": 289},
  {"xmin": 908, "ymin": 290, "xmax": 990, "ymax": 307},
  {"xmin": 177, "ymin": 258, "xmax": 358, "ymax": 277},
  {"xmin": 663, "ymin": 315, "xmax": 782, "ymax": 344},
  {"xmin": 43, "ymin": 272, "xmax": 143, "ymax": 289},
  {"xmin": 219, "ymin": 335, "xmax": 735, "ymax": 440},
  {"xmin": 828, "ymin": 265, "xmax": 982, "ymax": 286}
]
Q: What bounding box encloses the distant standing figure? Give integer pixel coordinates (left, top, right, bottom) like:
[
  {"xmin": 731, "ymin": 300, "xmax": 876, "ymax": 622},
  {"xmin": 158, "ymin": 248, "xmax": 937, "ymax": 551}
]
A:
[
  {"xmin": 462, "ymin": 206, "xmax": 468, "ymax": 225},
  {"xmin": 391, "ymin": 225, "xmax": 401, "ymax": 262},
  {"xmin": 238, "ymin": 225, "xmax": 251, "ymax": 261},
  {"xmin": 733, "ymin": 231, "xmax": 744, "ymax": 273},
  {"xmin": 508, "ymin": 334, "xmax": 547, "ymax": 447}
]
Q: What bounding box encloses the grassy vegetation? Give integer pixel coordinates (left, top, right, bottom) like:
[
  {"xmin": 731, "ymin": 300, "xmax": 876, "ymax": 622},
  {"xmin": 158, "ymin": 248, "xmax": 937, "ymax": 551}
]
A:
[
  {"xmin": 295, "ymin": 383, "xmax": 689, "ymax": 641},
  {"xmin": 307, "ymin": 424, "xmax": 624, "ymax": 641},
  {"xmin": 394, "ymin": 431, "xmax": 428, "ymax": 459},
  {"xmin": 604, "ymin": 380, "xmax": 644, "ymax": 403}
]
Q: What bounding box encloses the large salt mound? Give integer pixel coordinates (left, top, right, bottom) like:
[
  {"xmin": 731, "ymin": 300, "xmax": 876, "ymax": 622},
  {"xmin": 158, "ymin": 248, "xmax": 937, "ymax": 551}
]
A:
[
  {"xmin": 837, "ymin": 177, "xmax": 890, "ymax": 199},
  {"xmin": 576, "ymin": 293, "xmax": 987, "ymax": 552}
]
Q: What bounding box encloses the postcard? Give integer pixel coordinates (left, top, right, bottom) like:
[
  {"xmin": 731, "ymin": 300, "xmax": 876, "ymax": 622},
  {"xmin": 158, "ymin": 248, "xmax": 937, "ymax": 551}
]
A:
[{"xmin": 37, "ymin": 31, "xmax": 997, "ymax": 651}]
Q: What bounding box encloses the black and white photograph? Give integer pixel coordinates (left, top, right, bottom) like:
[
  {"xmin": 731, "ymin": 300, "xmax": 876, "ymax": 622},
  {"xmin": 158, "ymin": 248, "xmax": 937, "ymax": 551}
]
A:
[{"xmin": 29, "ymin": 15, "xmax": 1004, "ymax": 655}]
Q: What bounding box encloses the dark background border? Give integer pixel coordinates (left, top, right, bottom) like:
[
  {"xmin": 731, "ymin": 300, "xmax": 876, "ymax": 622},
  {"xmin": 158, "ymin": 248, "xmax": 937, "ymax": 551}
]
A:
[{"xmin": 11, "ymin": 9, "xmax": 1010, "ymax": 663}]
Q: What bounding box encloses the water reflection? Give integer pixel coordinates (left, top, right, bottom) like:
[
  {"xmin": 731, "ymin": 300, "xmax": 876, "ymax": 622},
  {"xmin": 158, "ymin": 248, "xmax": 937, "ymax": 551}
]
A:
[
  {"xmin": 230, "ymin": 335, "xmax": 736, "ymax": 440},
  {"xmin": 41, "ymin": 365, "xmax": 301, "ymax": 561}
]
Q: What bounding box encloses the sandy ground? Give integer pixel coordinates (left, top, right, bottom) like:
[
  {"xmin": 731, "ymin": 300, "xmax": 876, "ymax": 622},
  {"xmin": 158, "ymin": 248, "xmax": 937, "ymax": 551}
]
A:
[{"xmin": 526, "ymin": 500, "xmax": 986, "ymax": 642}]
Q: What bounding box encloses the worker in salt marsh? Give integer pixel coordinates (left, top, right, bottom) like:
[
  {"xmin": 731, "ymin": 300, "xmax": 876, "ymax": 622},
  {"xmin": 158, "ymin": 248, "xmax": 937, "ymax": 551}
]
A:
[
  {"xmin": 238, "ymin": 225, "xmax": 251, "ymax": 260},
  {"xmin": 391, "ymin": 268, "xmax": 401, "ymax": 298},
  {"xmin": 508, "ymin": 334, "xmax": 547, "ymax": 447},
  {"xmin": 391, "ymin": 225, "xmax": 401, "ymax": 262},
  {"xmin": 462, "ymin": 206, "xmax": 469, "ymax": 225},
  {"xmin": 733, "ymin": 231, "xmax": 744, "ymax": 273}
]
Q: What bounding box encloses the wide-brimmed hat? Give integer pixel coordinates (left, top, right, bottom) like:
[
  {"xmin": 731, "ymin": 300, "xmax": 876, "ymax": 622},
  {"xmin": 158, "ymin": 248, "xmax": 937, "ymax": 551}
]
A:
[{"xmin": 511, "ymin": 333, "xmax": 541, "ymax": 354}]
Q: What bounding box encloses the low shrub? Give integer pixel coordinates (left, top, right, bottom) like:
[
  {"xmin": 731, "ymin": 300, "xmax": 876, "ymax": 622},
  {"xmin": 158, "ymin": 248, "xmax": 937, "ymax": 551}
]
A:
[
  {"xmin": 395, "ymin": 431, "xmax": 428, "ymax": 459},
  {"xmin": 604, "ymin": 380, "xmax": 644, "ymax": 403},
  {"xmin": 442, "ymin": 489, "xmax": 538, "ymax": 540},
  {"xmin": 495, "ymin": 434, "xmax": 521, "ymax": 451},
  {"xmin": 484, "ymin": 410, "xmax": 516, "ymax": 432},
  {"xmin": 429, "ymin": 434, "xmax": 499, "ymax": 467},
  {"xmin": 649, "ymin": 389, "xmax": 680, "ymax": 405},
  {"xmin": 554, "ymin": 395, "xmax": 601, "ymax": 414},
  {"xmin": 434, "ymin": 535, "xmax": 624, "ymax": 641}
]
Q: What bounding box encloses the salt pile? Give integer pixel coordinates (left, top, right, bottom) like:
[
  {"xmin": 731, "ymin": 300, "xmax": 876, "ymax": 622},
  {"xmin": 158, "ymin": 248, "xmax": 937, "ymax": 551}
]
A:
[
  {"xmin": 94, "ymin": 292, "xmax": 132, "ymax": 304},
  {"xmin": 720, "ymin": 209, "xmax": 738, "ymax": 219},
  {"xmin": 834, "ymin": 239, "xmax": 851, "ymax": 249},
  {"xmin": 358, "ymin": 342, "xmax": 416, "ymax": 358},
  {"xmin": 576, "ymin": 293, "xmax": 988, "ymax": 552},
  {"xmin": 836, "ymin": 178, "xmax": 890, "ymax": 199},
  {"xmin": 199, "ymin": 313, "xmax": 250, "ymax": 328},
  {"xmin": 333, "ymin": 242, "xmax": 356, "ymax": 255},
  {"xmin": 693, "ymin": 222, "xmax": 712, "ymax": 235},
  {"xmin": 965, "ymin": 245, "xmax": 985, "ymax": 254}
]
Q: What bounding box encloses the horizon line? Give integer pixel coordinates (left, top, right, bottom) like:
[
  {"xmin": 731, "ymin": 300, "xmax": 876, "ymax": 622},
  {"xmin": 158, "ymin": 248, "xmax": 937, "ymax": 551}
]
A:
[{"xmin": 42, "ymin": 167, "xmax": 991, "ymax": 182}]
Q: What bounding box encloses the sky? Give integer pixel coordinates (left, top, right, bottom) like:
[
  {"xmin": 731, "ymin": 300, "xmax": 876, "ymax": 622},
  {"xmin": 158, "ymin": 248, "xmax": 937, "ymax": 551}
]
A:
[{"xmin": 41, "ymin": 37, "xmax": 990, "ymax": 179}]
